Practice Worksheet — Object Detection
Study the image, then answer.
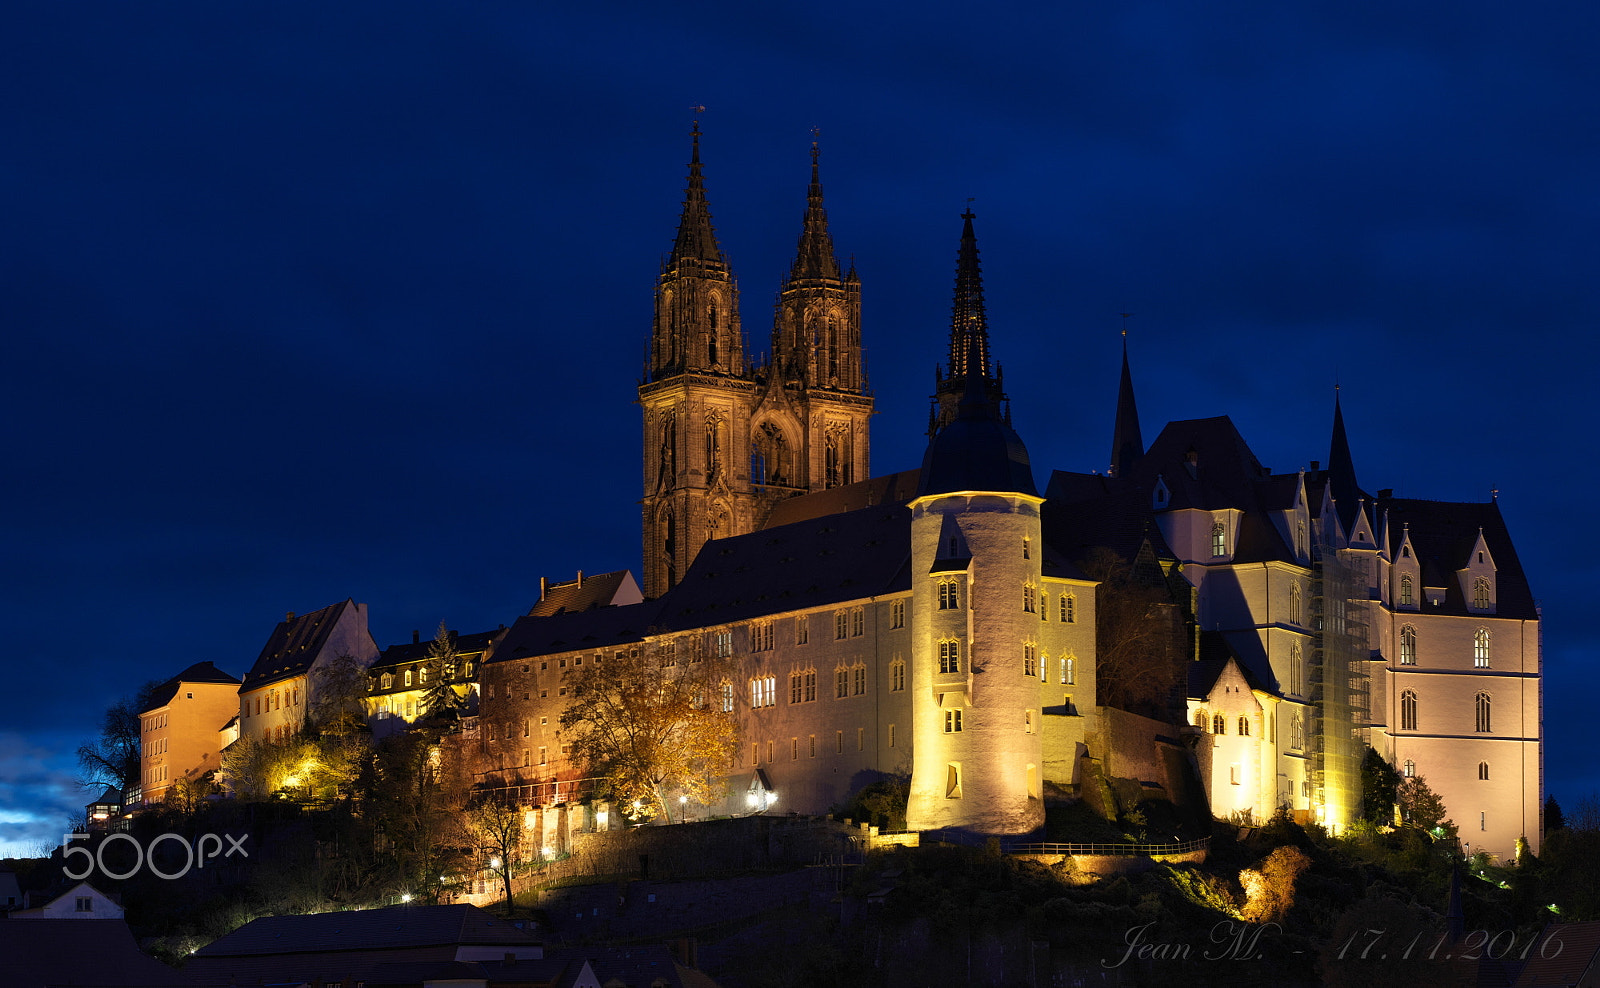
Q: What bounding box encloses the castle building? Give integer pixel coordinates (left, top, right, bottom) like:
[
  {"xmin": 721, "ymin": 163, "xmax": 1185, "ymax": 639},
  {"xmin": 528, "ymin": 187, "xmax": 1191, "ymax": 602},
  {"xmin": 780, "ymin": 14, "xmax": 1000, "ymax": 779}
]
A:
[
  {"xmin": 462, "ymin": 128, "xmax": 1540, "ymax": 855},
  {"xmin": 238, "ymin": 599, "xmax": 378, "ymax": 744},
  {"xmin": 137, "ymin": 661, "xmax": 240, "ymax": 804}
]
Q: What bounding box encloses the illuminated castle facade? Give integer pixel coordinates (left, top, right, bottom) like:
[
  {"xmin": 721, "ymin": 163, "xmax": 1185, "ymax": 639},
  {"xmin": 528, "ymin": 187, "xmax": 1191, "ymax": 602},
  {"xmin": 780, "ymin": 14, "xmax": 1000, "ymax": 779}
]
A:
[{"xmin": 466, "ymin": 129, "xmax": 1542, "ymax": 856}]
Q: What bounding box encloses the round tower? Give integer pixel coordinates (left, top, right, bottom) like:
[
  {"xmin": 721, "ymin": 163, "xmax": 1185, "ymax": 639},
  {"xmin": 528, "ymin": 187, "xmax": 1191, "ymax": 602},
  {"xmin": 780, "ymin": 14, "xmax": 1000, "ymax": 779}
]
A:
[{"xmin": 905, "ymin": 217, "xmax": 1044, "ymax": 835}]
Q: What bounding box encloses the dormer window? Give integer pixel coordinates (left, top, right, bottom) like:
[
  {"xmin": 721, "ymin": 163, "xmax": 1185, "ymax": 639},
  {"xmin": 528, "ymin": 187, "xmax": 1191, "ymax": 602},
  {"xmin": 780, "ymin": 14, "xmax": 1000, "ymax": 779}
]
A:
[
  {"xmin": 1400, "ymin": 575, "xmax": 1414, "ymax": 607},
  {"xmin": 1473, "ymin": 577, "xmax": 1491, "ymax": 610},
  {"xmin": 1211, "ymin": 522, "xmax": 1227, "ymax": 557},
  {"xmin": 404, "ymin": 670, "xmax": 413, "ymax": 687}
]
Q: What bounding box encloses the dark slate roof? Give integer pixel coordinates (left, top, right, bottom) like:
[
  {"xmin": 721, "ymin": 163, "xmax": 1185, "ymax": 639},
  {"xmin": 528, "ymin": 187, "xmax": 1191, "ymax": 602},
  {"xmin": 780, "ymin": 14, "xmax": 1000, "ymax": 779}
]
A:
[
  {"xmin": 1041, "ymin": 472, "xmax": 1177, "ymax": 572},
  {"xmin": 917, "ymin": 402, "xmax": 1037, "ymax": 497},
  {"xmin": 1512, "ymin": 921, "xmax": 1600, "ymax": 986},
  {"xmin": 1127, "ymin": 416, "xmax": 1273, "ymax": 512},
  {"xmin": 1381, "ymin": 497, "xmax": 1538, "ymax": 620},
  {"xmin": 1189, "ymin": 637, "xmax": 1271, "ymax": 698},
  {"xmin": 377, "ymin": 628, "xmax": 504, "ymax": 667},
  {"xmin": 584, "ymin": 945, "xmax": 711, "ymax": 988},
  {"xmin": 653, "ymin": 501, "xmax": 912, "ymax": 632},
  {"xmin": 242, "ymin": 599, "xmax": 357, "ymax": 689},
  {"xmin": 144, "ymin": 661, "xmax": 240, "ymax": 710},
  {"xmin": 1195, "ymin": 630, "xmax": 1280, "ymax": 694},
  {"xmin": 530, "ymin": 570, "xmax": 639, "ymax": 617},
  {"xmin": 492, "ymin": 601, "xmax": 659, "ymax": 664},
  {"xmin": 193, "ymin": 904, "xmax": 540, "ymax": 957},
  {"xmin": 762, "ymin": 469, "xmax": 921, "ymax": 529},
  {"xmin": 1230, "ymin": 507, "xmax": 1294, "ymax": 565},
  {"xmin": 0, "ymin": 918, "xmax": 179, "ymax": 988}
]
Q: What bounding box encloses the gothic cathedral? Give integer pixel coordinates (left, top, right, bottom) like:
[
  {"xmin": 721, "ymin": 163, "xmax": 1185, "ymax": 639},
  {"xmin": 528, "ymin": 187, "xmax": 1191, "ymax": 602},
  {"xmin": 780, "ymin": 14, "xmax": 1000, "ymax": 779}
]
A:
[{"xmin": 639, "ymin": 126, "xmax": 873, "ymax": 598}]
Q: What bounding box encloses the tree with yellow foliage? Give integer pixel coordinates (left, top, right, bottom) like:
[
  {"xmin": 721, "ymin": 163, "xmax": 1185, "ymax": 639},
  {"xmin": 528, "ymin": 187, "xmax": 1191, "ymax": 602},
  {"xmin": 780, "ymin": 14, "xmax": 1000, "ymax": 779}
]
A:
[{"xmin": 559, "ymin": 641, "xmax": 738, "ymax": 824}]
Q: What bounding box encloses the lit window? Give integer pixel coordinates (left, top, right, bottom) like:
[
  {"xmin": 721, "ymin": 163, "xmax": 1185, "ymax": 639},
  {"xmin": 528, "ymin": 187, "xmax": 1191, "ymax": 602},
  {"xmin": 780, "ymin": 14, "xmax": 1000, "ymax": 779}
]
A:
[
  {"xmin": 404, "ymin": 670, "xmax": 412, "ymax": 687},
  {"xmin": 714, "ymin": 631, "xmax": 733, "ymax": 658},
  {"xmin": 891, "ymin": 600, "xmax": 905, "ymax": 629},
  {"xmin": 1062, "ymin": 656, "xmax": 1075, "ymax": 685},
  {"xmin": 1403, "ymin": 759, "xmax": 1415, "ymax": 778},
  {"xmin": 1400, "ymin": 574, "xmax": 1414, "ymax": 606},
  {"xmin": 1400, "ymin": 626, "xmax": 1417, "ymax": 665},
  {"xmin": 1474, "ymin": 629, "xmax": 1490, "ymax": 668},
  {"xmin": 720, "ymin": 682, "xmax": 734, "ymax": 713},
  {"xmin": 419, "ymin": 667, "xmax": 428, "ymax": 685},
  {"xmin": 939, "ymin": 640, "xmax": 960, "ymax": 674},
  {"xmin": 938, "ymin": 581, "xmax": 960, "ymax": 610},
  {"xmin": 1473, "ymin": 577, "xmax": 1491, "ymax": 610},
  {"xmin": 750, "ymin": 676, "xmax": 776, "ymax": 708},
  {"xmin": 1476, "ymin": 692, "xmax": 1492, "ymax": 733},
  {"xmin": 944, "ymin": 710, "xmax": 963, "ymax": 733},
  {"xmin": 1400, "ymin": 690, "xmax": 1418, "ymax": 731},
  {"xmin": 1211, "ymin": 521, "xmax": 1227, "ymax": 557}
]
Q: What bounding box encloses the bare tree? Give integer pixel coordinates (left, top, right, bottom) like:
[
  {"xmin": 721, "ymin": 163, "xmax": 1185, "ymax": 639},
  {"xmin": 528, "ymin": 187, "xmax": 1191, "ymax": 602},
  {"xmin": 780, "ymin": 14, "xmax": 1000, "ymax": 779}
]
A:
[
  {"xmin": 560, "ymin": 644, "xmax": 739, "ymax": 823},
  {"xmin": 461, "ymin": 795, "xmax": 523, "ymax": 913},
  {"xmin": 1079, "ymin": 547, "xmax": 1185, "ymax": 717},
  {"xmin": 77, "ymin": 680, "xmax": 163, "ymax": 794},
  {"xmin": 309, "ymin": 653, "xmax": 371, "ymax": 735}
]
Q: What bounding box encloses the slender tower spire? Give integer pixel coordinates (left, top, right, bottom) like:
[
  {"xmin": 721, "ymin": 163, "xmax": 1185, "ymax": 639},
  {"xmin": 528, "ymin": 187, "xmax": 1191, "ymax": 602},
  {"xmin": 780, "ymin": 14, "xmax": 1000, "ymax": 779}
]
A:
[
  {"xmin": 788, "ymin": 135, "xmax": 840, "ymax": 281},
  {"xmin": 931, "ymin": 209, "xmax": 1005, "ymax": 433},
  {"xmin": 1108, "ymin": 320, "xmax": 1144, "ymax": 477},
  {"xmin": 670, "ymin": 122, "xmax": 724, "ymax": 265},
  {"xmin": 1327, "ymin": 384, "xmax": 1364, "ymax": 528}
]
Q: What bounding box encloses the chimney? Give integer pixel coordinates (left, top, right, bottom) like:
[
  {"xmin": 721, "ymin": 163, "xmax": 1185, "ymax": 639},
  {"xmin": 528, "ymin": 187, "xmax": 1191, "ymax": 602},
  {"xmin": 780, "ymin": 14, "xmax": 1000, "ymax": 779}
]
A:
[
  {"xmin": 540, "ymin": 576, "xmax": 547, "ymax": 600},
  {"xmin": 413, "ymin": 630, "xmax": 420, "ymax": 644},
  {"xmin": 576, "ymin": 570, "xmax": 584, "ymax": 586},
  {"xmin": 286, "ymin": 611, "xmax": 296, "ymax": 622}
]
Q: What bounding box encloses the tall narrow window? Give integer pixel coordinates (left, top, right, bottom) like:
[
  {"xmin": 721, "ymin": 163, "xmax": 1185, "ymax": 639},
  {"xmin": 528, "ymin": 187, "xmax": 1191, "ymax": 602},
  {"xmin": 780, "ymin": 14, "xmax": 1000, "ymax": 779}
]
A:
[
  {"xmin": 834, "ymin": 611, "xmax": 848, "ymax": 639},
  {"xmin": 1403, "ymin": 759, "xmax": 1415, "ymax": 778},
  {"xmin": 1290, "ymin": 641, "xmax": 1303, "ymax": 695},
  {"xmin": 1062, "ymin": 595, "xmax": 1075, "ymax": 623},
  {"xmin": 1474, "ymin": 629, "xmax": 1491, "ymax": 668},
  {"xmin": 1022, "ymin": 584, "xmax": 1036, "ymax": 613},
  {"xmin": 836, "ymin": 668, "xmax": 849, "ymax": 699},
  {"xmin": 796, "ymin": 616, "xmax": 809, "ymax": 645},
  {"xmin": 1211, "ymin": 521, "xmax": 1227, "ymax": 557},
  {"xmin": 1400, "ymin": 690, "xmax": 1417, "ymax": 731},
  {"xmin": 939, "ymin": 640, "xmax": 960, "ymax": 674},
  {"xmin": 1213, "ymin": 713, "xmax": 1226, "ymax": 735},
  {"xmin": 1399, "ymin": 626, "xmax": 1417, "ymax": 665},
  {"xmin": 1063, "ymin": 656, "xmax": 1075, "ymax": 685},
  {"xmin": 1473, "ymin": 577, "xmax": 1491, "ymax": 610},
  {"xmin": 1400, "ymin": 574, "xmax": 1414, "ymax": 606},
  {"xmin": 1476, "ymin": 692, "xmax": 1492, "ymax": 733},
  {"xmin": 1022, "ymin": 643, "xmax": 1037, "ymax": 678},
  {"xmin": 939, "ymin": 581, "xmax": 960, "ymax": 610},
  {"xmin": 1238, "ymin": 716, "xmax": 1251, "ymax": 737},
  {"xmin": 891, "ymin": 599, "xmax": 905, "ymax": 629},
  {"xmin": 1290, "ymin": 583, "xmax": 1303, "ymax": 625},
  {"xmin": 890, "ymin": 660, "xmax": 905, "ymax": 691}
]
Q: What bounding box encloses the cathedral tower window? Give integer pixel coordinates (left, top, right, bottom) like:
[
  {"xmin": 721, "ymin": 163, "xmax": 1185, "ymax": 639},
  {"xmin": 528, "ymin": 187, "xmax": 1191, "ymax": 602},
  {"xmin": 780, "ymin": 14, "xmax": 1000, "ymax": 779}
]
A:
[
  {"xmin": 1290, "ymin": 583, "xmax": 1303, "ymax": 625},
  {"xmin": 938, "ymin": 640, "xmax": 961, "ymax": 674},
  {"xmin": 1474, "ymin": 629, "xmax": 1491, "ymax": 667},
  {"xmin": 1290, "ymin": 641, "xmax": 1304, "ymax": 695},
  {"xmin": 1399, "ymin": 626, "xmax": 1417, "ymax": 665},
  {"xmin": 1476, "ymin": 692, "xmax": 1492, "ymax": 733},
  {"xmin": 1400, "ymin": 690, "xmax": 1418, "ymax": 731},
  {"xmin": 1292, "ymin": 712, "xmax": 1305, "ymax": 750}
]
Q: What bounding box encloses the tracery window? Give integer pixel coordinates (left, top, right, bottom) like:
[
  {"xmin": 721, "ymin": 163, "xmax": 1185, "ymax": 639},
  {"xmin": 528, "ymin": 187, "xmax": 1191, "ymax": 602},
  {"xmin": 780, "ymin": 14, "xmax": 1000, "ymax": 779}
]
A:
[{"xmin": 1400, "ymin": 690, "xmax": 1417, "ymax": 731}]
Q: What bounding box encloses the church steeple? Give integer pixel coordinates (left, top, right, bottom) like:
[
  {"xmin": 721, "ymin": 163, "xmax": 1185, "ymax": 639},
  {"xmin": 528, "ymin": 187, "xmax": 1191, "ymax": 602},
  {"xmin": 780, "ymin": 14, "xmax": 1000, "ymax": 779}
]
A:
[
  {"xmin": 931, "ymin": 210, "xmax": 1005, "ymax": 434},
  {"xmin": 649, "ymin": 121, "xmax": 744, "ymax": 382},
  {"xmin": 771, "ymin": 135, "xmax": 864, "ymax": 393},
  {"xmin": 1327, "ymin": 386, "xmax": 1364, "ymax": 526},
  {"xmin": 670, "ymin": 123, "xmax": 724, "ymax": 266},
  {"xmin": 1108, "ymin": 330, "xmax": 1144, "ymax": 477}
]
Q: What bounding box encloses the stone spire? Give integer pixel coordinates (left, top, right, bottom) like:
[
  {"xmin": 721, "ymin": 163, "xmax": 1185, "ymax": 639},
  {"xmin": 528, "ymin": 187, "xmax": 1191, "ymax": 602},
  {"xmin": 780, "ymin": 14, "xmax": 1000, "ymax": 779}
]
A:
[
  {"xmin": 1108, "ymin": 330, "xmax": 1144, "ymax": 478},
  {"xmin": 931, "ymin": 210, "xmax": 1005, "ymax": 434},
  {"xmin": 788, "ymin": 136, "xmax": 840, "ymax": 281},
  {"xmin": 1327, "ymin": 386, "xmax": 1363, "ymax": 528},
  {"xmin": 669, "ymin": 122, "xmax": 724, "ymax": 265}
]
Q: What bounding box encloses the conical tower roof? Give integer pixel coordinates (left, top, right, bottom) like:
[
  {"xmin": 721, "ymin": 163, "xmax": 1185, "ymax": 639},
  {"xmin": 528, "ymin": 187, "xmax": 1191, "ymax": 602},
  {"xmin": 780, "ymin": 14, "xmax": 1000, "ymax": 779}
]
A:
[
  {"xmin": 669, "ymin": 122, "xmax": 724, "ymax": 265},
  {"xmin": 1109, "ymin": 332, "xmax": 1144, "ymax": 477},
  {"xmin": 788, "ymin": 138, "xmax": 840, "ymax": 281}
]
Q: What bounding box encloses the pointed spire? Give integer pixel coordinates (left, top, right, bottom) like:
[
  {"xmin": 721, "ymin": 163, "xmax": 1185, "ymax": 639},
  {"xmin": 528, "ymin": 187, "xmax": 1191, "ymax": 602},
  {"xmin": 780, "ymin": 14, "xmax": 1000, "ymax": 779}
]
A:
[
  {"xmin": 789, "ymin": 131, "xmax": 840, "ymax": 280},
  {"xmin": 1108, "ymin": 322, "xmax": 1144, "ymax": 478},
  {"xmin": 670, "ymin": 120, "xmax": 724, "ymax": 265},
  {"xmin": 948, "ymin": 209, "xmax": 991, "ymax": 380},
  {"xmin": 1327, "ymin": 385, "xmax": 1364, "ymax": 529}
]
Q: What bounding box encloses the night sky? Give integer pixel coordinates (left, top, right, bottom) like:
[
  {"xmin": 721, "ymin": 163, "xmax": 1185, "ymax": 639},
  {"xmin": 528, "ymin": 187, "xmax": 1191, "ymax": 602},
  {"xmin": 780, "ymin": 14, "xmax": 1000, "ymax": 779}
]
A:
[{"xmin": 4, "ymin": 3, "xmax": 1595, "ymax": 856}]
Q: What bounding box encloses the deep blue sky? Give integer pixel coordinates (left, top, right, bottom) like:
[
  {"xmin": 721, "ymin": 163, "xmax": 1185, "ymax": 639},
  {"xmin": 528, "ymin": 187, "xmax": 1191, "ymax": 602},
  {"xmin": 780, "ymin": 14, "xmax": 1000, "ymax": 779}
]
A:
[{"xmin": 4, "ymin": 2, "xmax": 1594, "ymax": 855}]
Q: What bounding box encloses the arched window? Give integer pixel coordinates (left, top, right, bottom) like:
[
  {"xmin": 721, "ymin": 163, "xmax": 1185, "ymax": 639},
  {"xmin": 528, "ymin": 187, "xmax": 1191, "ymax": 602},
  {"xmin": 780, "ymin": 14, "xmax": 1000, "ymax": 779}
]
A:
[
  {"xmin": 1213, "ymin": 713, "xmax": 1226, "ymax": 735},
  {"xmin": 1195, "ymin": 710, "xmax": 1208, "ymax": 730},
  {"xmin": 1296, "ymin": 520, "xmax": 1307, "ymax": 557},
  {"xmin": 1473, "ymin": 577, "xmax": 1491, "ymax": 610},
  {"xmin": 1400, "ymin": 690, "xmax": 1417, "ymax": 731},
  {"xmin": 1238, "ymin": 716, "xmax": 1251, "ymax": 737},
  {"xmin": 1474, "ymin": 629, "xmax": 1491, "ymax": 668},
  {"xmin": 1291, "ymin": 712, "xmax": 1304, "ymax": 750},
  {"xmin": 1211, "ymin": 522, "xmax": 1227, "ymax": 557},
  {"xmin": 404, "ymin": 670, "xmax": 413, "ymax": 687},
  {"xmin": 1399, "ymin": 626, "xmax": 1417, "ymax": 665},
  {"xmin": 1403, "ymin": 759, "xmax": 1415, "ymax": 778},
  {"xmin": 1476, "ymin": 692, "xmax": 1492, "ymax": 733},
  {"xmin": 1290, "ymin": 583, "xmax": 1302, "ymax": 625},
  {"xmin": 1400, "ymin": 574, "xmax": 1414, "ymax": 606},
  {"xmin": 1478, "ymin": 761, "xmax": 1490, "ymax": 780},
  {"xmin": 1290, "ymin": 641, "xmax": 1303, "ymax": 695}
]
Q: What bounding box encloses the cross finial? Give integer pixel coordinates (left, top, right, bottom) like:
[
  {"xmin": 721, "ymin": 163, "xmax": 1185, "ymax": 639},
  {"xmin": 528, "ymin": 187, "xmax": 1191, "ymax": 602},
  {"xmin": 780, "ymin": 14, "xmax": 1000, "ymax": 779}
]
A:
[{"xmin": 1119, "ymin": 312, "xmax": 1133, "ymax": 338}]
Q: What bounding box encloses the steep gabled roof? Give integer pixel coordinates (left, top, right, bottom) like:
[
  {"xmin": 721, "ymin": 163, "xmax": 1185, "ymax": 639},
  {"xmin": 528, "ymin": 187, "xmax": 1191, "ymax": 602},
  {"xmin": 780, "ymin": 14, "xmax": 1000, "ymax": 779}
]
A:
[
  {"xmin": 1040, "ymin": 472, "xmax": 1176, "ymax": 574},
  {"xmin": 377, "ymin": 628, "xmax": 504, "ymax": 667},
  {"xmin": 529, "ymin": 570, "xmax": 642, "ymax": 617},
  {"xmin": 1128, "ymin": 416, "xmax": 1272, "ymax": 512},
  {"xmin": 1380, "ymin": 498, "xmax": 1537, "ymax": 620},
  {"xmin": 0, "ymin": 918, "xmax": 177, "ymax": 988},
  {"xmin": 762, "ymin": 469, "xmax": 921, "ymax": 529},
  {"xmin": 242, "ymin": 599, "xmax": 358, "ymax": 689}
]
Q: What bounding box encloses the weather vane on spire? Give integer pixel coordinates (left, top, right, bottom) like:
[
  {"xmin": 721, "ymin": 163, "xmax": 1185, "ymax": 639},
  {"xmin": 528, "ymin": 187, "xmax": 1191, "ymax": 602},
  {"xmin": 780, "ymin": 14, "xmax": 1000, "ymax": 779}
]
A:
[{"xmin": 1119, "ymin": 312, "xmax": 1133, "ymax": 337}]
